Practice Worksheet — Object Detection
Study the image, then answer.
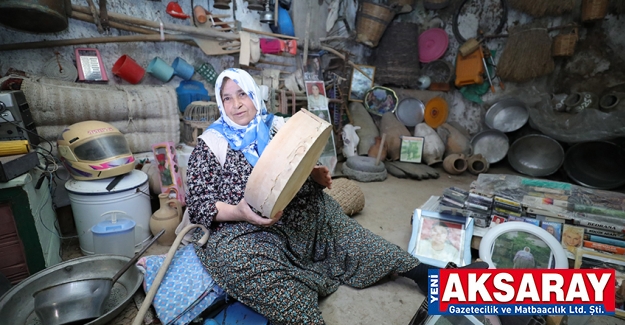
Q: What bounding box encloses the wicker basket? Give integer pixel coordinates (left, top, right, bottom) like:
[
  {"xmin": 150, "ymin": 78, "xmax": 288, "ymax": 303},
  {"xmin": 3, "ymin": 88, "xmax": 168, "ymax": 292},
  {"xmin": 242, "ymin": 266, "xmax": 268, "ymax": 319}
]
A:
[
  {"xmin": 552, "ymin": 28, "xmax": 578, "ymax": 57},
  {"xmin": 581, "ymin": 0, "xmax": 609, "ymax": 21},
  {"xmin": 323, "ymin": 178, "xmax": 365, "ymax": 216},
  {"xmin": 356, "ymin": 1, "xmax": 397, "ymax": 48},
  {"xmin": 181, "ymin": 101, "xmax": 220, "ymax": 147}
]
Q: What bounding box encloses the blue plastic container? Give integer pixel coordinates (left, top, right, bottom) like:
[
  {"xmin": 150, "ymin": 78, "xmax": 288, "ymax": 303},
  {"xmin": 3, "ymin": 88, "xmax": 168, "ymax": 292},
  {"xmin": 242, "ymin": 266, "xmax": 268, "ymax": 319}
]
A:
[
  {"xmin": 176, "ymin": 80, "xmax": 210, "ymax": 113},
  {"xmin": 172, "ymin": 57, "xmax": 195, "ymax": 80}
]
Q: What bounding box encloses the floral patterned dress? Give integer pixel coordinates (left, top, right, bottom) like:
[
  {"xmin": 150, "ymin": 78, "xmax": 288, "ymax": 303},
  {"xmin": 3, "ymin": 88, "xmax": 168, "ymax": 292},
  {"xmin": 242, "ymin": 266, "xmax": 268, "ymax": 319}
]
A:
[{"xmin": 186, "ymin": 138, "xmax": 420, "ymax": 325}]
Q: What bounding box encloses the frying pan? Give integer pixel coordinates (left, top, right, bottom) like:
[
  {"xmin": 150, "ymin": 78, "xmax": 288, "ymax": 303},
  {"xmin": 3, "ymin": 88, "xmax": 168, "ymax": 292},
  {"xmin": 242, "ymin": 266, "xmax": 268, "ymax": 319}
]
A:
[{"xmin": 32, "ymin": 229, "xmax": 165, "ymax": 325}]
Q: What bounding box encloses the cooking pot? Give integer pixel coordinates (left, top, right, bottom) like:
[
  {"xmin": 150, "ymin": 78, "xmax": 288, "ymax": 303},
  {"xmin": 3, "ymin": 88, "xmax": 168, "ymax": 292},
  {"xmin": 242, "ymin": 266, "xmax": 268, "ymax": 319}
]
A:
[
  {"xmin": 0, "ymin": 0, "xmax": 71, "ymax": 33},
  {"xmin": 33, "ymin": 230, "xmax": 164, "ymax": 325}
]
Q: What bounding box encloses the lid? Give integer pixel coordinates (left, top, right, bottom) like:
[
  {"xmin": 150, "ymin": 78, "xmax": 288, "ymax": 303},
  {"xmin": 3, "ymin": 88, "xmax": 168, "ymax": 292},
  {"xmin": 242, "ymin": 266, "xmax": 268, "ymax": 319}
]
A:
[
  {"xmin": 65, "ymin": 170, "xmax": 148, "ymax": 195},
  {"xmin": 395, "ymin": 98, "xmax": 425, "ymax": 127},
  {"xmin": 91, "ymin": 218, "xmax": 135, "ymax": 235},
  {"xmin": 424, "ymin": 97, "xmax": 449, "ymax": 128},
  {"xmin": 418, "ymin": 28, "xmax": 449, "ymax": 63}
]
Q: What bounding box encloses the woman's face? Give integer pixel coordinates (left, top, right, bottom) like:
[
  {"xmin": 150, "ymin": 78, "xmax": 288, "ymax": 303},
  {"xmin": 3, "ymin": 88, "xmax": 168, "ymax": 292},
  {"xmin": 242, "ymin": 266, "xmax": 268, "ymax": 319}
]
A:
[
  {"xmin": 312, "ymin": 84, "xmax": 320, "ymax": 96},
  {"xmin": 564, "ymin": 231, "xmax": 581, "ymax": 247},
  {"xmin": 221, "ymin": 78, "xmax": 257, "ymax": 126}
]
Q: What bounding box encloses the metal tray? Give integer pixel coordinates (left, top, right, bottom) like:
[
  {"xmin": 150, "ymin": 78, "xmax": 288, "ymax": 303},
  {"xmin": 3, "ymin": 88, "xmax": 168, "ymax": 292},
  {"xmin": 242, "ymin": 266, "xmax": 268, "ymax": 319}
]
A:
[
  {"xmin": 563, "ymin": 141, "xmax": 625, "ymax": 190},
  {"xmin": 0, "ymin": 255, "xmax": 143, "ymax": 325},
  {"xmin": 470, "ymin": 129, "xmax": 509, "ymax": 164},
  {"xmin": 485, "ymin": 98, "xmax": 529, "ymax": 133}
]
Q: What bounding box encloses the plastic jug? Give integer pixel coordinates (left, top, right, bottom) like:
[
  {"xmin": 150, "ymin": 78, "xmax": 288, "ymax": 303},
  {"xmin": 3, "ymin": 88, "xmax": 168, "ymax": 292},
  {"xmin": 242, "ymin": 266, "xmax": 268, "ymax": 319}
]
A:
[{"xmin": 91, "ymin": 211, "xmax": 136, "ymax": 258}]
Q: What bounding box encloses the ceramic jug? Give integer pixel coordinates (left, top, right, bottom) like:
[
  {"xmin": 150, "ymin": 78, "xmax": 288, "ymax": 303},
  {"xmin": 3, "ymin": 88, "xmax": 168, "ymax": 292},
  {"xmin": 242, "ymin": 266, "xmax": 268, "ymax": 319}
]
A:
[
  {"xmin": 443, "ymin": 153, "xmax": 467, "ymax": 175},
  {"xmin": 150, "ymin": 193, "xmax": 183, "ymax": 245}
]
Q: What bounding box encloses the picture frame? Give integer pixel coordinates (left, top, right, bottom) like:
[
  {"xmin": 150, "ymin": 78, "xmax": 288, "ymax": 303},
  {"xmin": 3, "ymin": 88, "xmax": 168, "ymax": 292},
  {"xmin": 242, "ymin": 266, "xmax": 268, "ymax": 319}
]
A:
[
  {"xmin": 574, "ymin": 248, "xmax": 625, "ymax": 319},
  {"xmin": 408, "ymin": 209, "xmax": 474, "ymax": 268},
  {"xmin": 562, "ymin": 224, "xmax": 585, "ymax": 259},
  {"xmin": 302, "ymin": 53, "xmax": 323, "ymax": 81},
  {"xmin": 348, "ymin": 65, "xmax": 375, "ymax": 102},
  {"xmin": 305, "ymin": 81, "xmax": 329, "ymax": 110},
  {"xmin": 400, "ymin": 136, "xmax": 424, "ymax": 163},
  {"xmin": 541, "ymin": 220, "xmax": 562, "ymax": 242},
  {"xmin": 479, "ymin": 222, "xmax": 568, "ymax": 269}
]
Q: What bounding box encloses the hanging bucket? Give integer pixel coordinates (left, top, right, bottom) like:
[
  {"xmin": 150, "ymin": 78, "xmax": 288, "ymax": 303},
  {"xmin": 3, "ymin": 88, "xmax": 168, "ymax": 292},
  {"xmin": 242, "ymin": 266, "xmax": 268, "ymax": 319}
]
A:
[
  {"xmin": 581, "ymin": 0, "xmax": 609, "ymax": 22},
  {"xmin": 356, "ymin": 1, "xmax": 397, "ymax": 48},
  {"xmin": 552, "ymin": 28, "xmax": 578, "ymax": 57}
]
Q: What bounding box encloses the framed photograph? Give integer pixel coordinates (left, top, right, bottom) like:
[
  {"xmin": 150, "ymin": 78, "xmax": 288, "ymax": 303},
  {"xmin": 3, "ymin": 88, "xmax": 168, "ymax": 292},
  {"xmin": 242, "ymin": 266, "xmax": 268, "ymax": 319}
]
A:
[
  {"xmin": 479, "ymin": 222, "xmax": 568, "ymax": 269},
  {"xmin": 306, "ymin": 103, "xmax": 338, "ymax": 176},
  {"xmin": 490, "ymin": 214, "xmax": 507, "ymax": 227},
  {"xmin": 400, "ymin": 136, "xmax": 424, "ymax": 163},
  {"xmin": 303, "ymin": 53, "xmax": 323, "ymax": 81},
  {"xmin": 348, "ymin": 65, "xmax": 375, "ymax": 102},
  {"xmin": 574, "ymin": 249, "xmax": 625, "ymax": 319},
  {"xmin": 305, "ymin": 81, "xmax": 329, "ymax": 110},
  {"xmin": 562, "ymin": 224, "xmax": 585, "ymax": 259},
  {"xmin": 408, "ymin": 209, "xmax": 474, "ymax": 268}
]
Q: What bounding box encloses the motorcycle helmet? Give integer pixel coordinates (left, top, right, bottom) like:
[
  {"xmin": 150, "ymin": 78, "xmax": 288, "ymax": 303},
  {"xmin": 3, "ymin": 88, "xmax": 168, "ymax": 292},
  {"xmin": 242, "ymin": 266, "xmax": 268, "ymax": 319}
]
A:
[{"xmin": 57, "ymin": 121, "xmax": 135, "ymax": 180}]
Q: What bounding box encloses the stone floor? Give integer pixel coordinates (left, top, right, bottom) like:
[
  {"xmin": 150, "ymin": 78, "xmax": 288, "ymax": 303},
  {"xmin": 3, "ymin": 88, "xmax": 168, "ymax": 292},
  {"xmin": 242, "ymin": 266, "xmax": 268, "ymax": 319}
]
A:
[{"xmin": 59, "ymin": 163, "xmax": 625, "ymax": 325}]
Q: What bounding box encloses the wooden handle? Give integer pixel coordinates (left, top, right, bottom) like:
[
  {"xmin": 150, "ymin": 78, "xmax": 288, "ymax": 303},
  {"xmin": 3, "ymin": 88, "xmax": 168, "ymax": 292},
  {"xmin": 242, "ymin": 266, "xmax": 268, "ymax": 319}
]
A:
[{"xmin": 375, "ymin": 133, "xmax": 387, "ymax": 166}]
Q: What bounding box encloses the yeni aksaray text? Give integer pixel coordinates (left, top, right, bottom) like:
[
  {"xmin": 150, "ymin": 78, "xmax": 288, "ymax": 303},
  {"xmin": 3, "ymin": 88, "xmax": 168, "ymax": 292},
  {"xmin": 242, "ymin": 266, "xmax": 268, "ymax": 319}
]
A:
[{"xmin": 428, "ymin": 269, "xmax": 616, "ymax": 315}]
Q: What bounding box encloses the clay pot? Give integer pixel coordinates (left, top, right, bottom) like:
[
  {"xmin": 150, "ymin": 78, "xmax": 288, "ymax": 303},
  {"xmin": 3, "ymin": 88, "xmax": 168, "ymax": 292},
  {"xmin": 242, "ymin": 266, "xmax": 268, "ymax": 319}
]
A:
[
  {"xmin": 443, "ymin": 153, "xmax": 467, "ymax": 175},
  {"xmin": 564, "ymin": 92, "xmax": 598, "ymax": 113},
  {"xmin": 368, "ymin": 136, "xmax": 388, "ymax": 159},
  {"xmin": 467, "ymin": 154, "xmax": 489, "ymax": 175},
  {"xmin": 150, "ymin": 193, "xmax": 183, "ymax": 246},
  {"xmin": 414, "ymin": 123, "xmax": 445, "ymax": 166},
  {"xmin": 599, "ymin": 92, "xmax": 625, "ymax": 111},
  {"xmin": 436, "ymin": 123, "xmax": 471, "ymax": 157}
]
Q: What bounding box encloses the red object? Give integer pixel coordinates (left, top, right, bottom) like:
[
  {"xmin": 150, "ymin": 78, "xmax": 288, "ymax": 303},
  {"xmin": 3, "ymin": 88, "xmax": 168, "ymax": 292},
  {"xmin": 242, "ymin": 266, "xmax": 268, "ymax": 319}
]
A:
[
  {"xmin": 260, "ymin": 38, "xmax": 283, "ymax": 54},
  {"xmin": 418, "ymin": 28, "xmax": 449, "ymax": 63},
  {"xmin": 166, "ymin": 2, "xmax": 190, "ymax": 19},
  {"xmin": 112, "ymin": 55, "xmax": 145, "ymax": 84}
]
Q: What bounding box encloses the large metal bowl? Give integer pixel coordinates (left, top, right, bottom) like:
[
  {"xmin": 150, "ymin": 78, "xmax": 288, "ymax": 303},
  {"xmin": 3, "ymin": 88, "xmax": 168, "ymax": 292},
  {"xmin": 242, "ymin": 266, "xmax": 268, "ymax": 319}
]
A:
[
  {"xmin": 0, "ymin": 255, "xmax": 143, "ymax": 325},
  {"xmin": 563, "ymin": 141, "xmax": 625, "ymax": 190},
  {"xmin": 508, "ymin": 134, "xmax": 564, "ymax": 177},
  {"xmin": 470, "ymin": 129, "xmax": 509, "ymax": 164},
  {"xmin": 485, "ymin": 98, "xmax": 529, "ymax": 133},
  {"xmin": 395, "ymin": 97, "xmax": 425, "ymax": 127}
]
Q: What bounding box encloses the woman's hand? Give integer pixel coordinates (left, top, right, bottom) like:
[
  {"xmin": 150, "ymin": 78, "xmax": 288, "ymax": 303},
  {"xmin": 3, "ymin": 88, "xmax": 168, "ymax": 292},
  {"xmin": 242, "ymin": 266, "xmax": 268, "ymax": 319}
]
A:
[
  {"xmin": 235, "ymin": 198, "xmax": 283, "ymax": 227},
  {"xmin": 311, "ymin": 165, "xmax": 332, "ymax": 189}
]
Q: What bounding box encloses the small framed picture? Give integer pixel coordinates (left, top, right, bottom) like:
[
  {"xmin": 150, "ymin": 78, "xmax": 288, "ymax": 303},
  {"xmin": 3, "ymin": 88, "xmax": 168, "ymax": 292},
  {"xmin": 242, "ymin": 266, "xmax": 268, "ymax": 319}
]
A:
[
  {"xmin": 302, "ymin": 53, "xmax": 323, "ymax": 81},
  {"xmin": 348, "ymin": 65, "xmax": 375, "ymax": 102},
  {"xmin": 400, "ymin": 136, "xmax": 424, "ymax": 163},
  {"xmin": 478, "ymin": 221, "xmax": 569, "ymax": 269},
  {"xmin": 541, "ymin": 221, "xmax": 562, "ymax": 242},
  {"xmin": 574, "ymin": 249, "xmax": 625, "ymax": 319},
  {"xmin": 408, "ymin": 209, "xmax": 474, "ymax": 268},
  {"xmin": 562, "ymin": 224, "xmax": 585, "ymax": 259},
  {"xmin": 305, "ymin": 81, "xmax": 329, "ymax": 110}
]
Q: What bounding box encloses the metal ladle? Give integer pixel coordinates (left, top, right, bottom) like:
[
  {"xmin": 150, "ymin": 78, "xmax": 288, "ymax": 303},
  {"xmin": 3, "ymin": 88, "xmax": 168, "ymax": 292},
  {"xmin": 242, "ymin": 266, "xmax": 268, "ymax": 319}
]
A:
[{"xmin": 33, "ymin": 229, "xmax": 165, "ymax": 325}]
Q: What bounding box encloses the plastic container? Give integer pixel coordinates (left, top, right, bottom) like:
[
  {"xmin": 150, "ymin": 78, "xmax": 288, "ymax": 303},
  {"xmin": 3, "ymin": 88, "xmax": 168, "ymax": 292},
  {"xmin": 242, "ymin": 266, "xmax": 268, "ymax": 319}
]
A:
[
  {"xmin": 147, "ymin": 57, "xmax": 175, "ymax": 82},
  {"xmin": 176, "ymin": 80, "xmax": 210, "ymax": 113},
  {"xmin": 91, "ymin": 212, "xmax": 136, "ymax": 258},
  {"xmin": 65, "ymin": 170, "xmax": 152, "ymax": 255},
  {"xmin": 172, "ymin": 57, "xmax": 195, "ymax": 80},
  {"xmin": 418, "ymin": 28, "xmax": 449, "ymax": 63},
  {"xmin": 111, "ymin": 55, "xmax": 145, "ymax": 84}
]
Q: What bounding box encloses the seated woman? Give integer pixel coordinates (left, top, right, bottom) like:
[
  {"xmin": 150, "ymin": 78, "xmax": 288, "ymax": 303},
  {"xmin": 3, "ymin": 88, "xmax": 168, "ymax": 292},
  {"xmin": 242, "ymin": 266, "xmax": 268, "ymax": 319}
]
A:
[{"xmin": 186, "ymin": 68, "xmax": 484, "ymax": 324}]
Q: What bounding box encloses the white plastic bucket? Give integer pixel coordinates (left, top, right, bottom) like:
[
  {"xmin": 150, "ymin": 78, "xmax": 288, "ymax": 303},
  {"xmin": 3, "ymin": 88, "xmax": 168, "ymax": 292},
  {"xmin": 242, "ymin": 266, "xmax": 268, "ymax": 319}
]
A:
[{"xmin": 65, "ymin": 170, "xmax": 152, "ymax": 255}]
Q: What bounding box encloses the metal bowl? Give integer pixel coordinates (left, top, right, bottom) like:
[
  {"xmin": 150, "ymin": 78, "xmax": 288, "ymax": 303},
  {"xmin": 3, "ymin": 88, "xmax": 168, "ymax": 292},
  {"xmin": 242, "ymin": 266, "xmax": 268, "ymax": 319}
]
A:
[
  {"xmin": 508, "ymin": 134, "xmax": 564, "ymax": 177},
  {"xmin": 0, "ymin": 255, "xmax": 143, "ymax": 325},
  {"xmin": 563, "ymin": 141, "xmax": 625, "ymax": 190},
  {"xmin": 485, "ymin": 98, "xmax": 529, "ymax": 133},
  {"xmin": 470, "ymin": 129, "xmax": 509, "ymax": 164},
  {"xmin": 395, "ymin": 97, "xmax": 425, "ymax": 127}
]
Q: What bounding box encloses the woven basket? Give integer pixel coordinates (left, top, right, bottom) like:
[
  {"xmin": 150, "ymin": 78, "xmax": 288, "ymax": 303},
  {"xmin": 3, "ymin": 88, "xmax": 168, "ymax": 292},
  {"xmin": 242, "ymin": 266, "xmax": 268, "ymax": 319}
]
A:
[
  {"xmin": 552, "ymin": 28, "xmax": 578, "ymax": 57},
  {"xmin": 323, "ymin": 178, "xmax": 365, "ymax": 216},
  {"xmin": 356, "ymin": 2, "xmax": 396, "ymax": 48},
  {"xmin": 181, "ymin": 101, "xmax": 219, "ymax": 147},
  {"xmin": 581, "ymin": 0, "xmax": 609, "ymax": 21}
]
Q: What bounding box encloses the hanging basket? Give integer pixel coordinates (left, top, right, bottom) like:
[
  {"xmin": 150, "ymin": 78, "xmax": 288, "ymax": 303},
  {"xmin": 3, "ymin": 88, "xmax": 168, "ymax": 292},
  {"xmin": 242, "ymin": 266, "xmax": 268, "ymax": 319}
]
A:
[
  {"xmin": 581, "ymin": 0, "xmax": 609, "ymax": 22},
  {"xmin": 552, "ymin": 28, "xmax": 578, "ymax": 57},
  {"xmin": 356, "ymin": 1, "xmax": 397, "ymax": 48}
]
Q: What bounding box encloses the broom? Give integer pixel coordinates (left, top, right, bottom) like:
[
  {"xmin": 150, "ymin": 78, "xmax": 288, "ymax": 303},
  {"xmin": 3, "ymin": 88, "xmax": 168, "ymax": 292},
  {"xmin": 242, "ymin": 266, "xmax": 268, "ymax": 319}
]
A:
[
  {"xmin": 508, "ymin": 0, "xmax": 575, "ymax": 17},
  {"xmin": 497, "ymin": 23, "xmax": 555, "ymax": 83}
]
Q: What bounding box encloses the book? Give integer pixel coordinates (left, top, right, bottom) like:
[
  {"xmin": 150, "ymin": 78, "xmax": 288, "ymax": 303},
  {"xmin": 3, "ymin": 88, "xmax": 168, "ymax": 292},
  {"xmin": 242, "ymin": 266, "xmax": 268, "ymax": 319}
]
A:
[
  {"xmin": 585, "ymin": 227, "xmax": 625, "ymax": 240},
  {"xmin": 583, "ymin": 234, "xmax": 625, "ymax": 248},
  {"xmin": 583, "ymin": 241, "xmax": 625, "ymax": 255}
]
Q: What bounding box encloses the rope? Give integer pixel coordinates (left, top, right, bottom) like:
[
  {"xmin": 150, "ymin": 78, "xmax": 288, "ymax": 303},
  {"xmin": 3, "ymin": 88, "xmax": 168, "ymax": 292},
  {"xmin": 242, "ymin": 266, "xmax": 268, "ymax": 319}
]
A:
[{"xmin": 42, "ymin": 54, "xmax": 78, "ymax": 82}]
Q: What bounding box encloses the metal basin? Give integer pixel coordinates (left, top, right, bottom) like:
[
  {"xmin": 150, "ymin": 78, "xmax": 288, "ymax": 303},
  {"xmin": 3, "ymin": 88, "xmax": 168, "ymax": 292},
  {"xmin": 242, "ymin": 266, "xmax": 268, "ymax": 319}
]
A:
[
  {"xmin": 0, "ymin": 255, "xmax": 143, "ymax": 325},
  {"xmin": 563, "ymin": 141, "xmax": 625, "ymax": 190},
  {"xmin": 470, "ymin": 129, "xmax": 509, "ymax": 164},
  {"xmin": 485, "ymin": 98, "xmax": 529, "ymax": 133},
  {"xmin": 395, "ymin": 97, "xmax": 425, "ymax": 127},
  {"xmin": 508, "ymin": 134, "xmax": 564, "ymax": 177}
]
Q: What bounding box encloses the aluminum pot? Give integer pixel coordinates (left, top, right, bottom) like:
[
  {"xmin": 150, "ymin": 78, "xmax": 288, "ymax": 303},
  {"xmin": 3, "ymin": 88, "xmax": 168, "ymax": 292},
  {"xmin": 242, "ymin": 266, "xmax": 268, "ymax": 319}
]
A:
[
  {"xmin": 485, "ymin": 98, "xmax": 529, "ymax": 133},
  {"xmin": 507, "ymin": 134, "xmax": 564, "ymax": 177},
  {"xmin": 33, "ymin": 230, "xmax": 164, "ymax": 325}
]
